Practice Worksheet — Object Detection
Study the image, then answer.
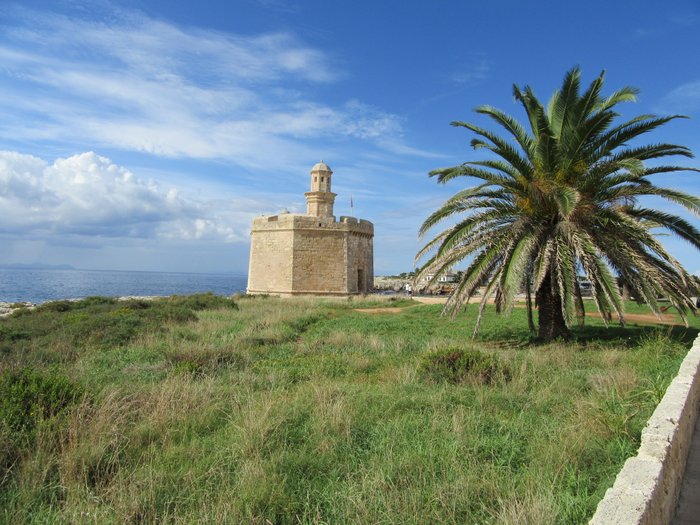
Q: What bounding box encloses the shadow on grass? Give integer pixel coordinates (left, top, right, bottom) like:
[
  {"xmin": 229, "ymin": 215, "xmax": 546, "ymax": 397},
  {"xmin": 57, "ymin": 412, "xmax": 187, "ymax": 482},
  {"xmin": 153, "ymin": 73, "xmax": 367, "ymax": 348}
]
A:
[{"xmin": 572, "ymin": 324, "xmax": 699, "ymax": 348}]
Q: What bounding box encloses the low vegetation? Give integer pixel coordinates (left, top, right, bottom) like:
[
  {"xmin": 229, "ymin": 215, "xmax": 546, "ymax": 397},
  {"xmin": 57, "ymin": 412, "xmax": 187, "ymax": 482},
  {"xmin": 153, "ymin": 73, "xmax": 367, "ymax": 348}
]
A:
[
  {"xmin": 418, "ymin": 347, "xmax": 511, "ymax": 385},
  {"xmin": 0, "ymin": 293, "xmax": 697, "ymax": 524}
]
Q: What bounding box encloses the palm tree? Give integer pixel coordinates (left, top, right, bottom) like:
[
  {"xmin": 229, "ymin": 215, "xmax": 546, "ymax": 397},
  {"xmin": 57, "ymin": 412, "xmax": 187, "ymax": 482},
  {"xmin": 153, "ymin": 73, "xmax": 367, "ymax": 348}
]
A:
[{"xmin": 416, "ymin": 67, "xmax": 700, "ymax": 341}]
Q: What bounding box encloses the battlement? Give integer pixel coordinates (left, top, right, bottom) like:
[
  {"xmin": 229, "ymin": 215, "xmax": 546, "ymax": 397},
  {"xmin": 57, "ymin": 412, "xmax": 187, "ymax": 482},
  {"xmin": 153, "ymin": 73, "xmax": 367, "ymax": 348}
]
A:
[
  {"xmin": 340, "ymin": 216, "xmax": 373, "ymax": 228},
  {"xmin": 252, "ymin": 213, "xmax": 373, "ymax": 235}
]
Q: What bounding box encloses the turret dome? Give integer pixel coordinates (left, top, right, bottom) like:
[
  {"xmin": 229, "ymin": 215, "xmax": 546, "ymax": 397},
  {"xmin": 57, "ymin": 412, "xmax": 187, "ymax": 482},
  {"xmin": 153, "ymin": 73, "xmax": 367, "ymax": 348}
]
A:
[{"xmin": 311, "ymin": 161, "xmax": 332, "ymax": 173}]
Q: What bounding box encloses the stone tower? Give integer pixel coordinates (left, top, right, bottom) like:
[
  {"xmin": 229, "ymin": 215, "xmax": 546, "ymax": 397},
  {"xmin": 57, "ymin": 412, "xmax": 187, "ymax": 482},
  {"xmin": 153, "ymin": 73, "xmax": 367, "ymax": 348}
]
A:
[
  {"xmin": 305, "ymin": 161, "xmax": 336, "ymax": 218},
  {"xmin": 246, "ymin": 161, "xmax": 374, "ymax": 296}
]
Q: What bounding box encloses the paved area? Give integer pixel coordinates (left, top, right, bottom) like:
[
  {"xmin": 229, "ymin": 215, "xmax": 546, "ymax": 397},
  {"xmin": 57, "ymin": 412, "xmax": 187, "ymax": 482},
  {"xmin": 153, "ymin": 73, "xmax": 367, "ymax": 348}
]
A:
[{"xmin": 673, "ymin": 410, "xmax": 700, "ymax": 524}]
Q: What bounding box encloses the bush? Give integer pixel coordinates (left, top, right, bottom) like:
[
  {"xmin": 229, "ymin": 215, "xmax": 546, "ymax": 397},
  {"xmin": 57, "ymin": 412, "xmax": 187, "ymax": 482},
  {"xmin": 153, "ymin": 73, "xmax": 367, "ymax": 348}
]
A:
[
  {"xmin": 166, "ymin": 293, "xmax": 239, "ymax": 311},
  {"xmin": 80, "ymin": 296, "xmax": 118, "ymax": 307},
  {"xmin": 0, "ymin": 325, "xmax": 30, "ymax": 342},
  {"xmin": 37, "ymin": 300, "xmax": 75, "ymax": 313},
  {"xmin": 0, "ymin": 367, "xmax": 84, "ymax": 485},
  {"xmin": 419, "ymin": 347, "xmax": 511, "ymax": 385},
  {"xmin": 0, "ymin": 367, "xmax": 84, "ymax": 435}
]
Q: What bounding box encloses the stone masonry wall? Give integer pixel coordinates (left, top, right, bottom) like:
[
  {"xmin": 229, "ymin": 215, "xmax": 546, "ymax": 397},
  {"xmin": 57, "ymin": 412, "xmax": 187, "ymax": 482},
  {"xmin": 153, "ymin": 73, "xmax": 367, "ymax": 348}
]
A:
[
  {"xmin": 345, "ymin": 230, "xmax": 373, "ymax": 293},
  {"xmin": 246, "ymin": 216, "xmax": 295, "ymax": 294},
  {"xmin": 292, "ymin": 228, "xmax": 347, "ymax": 293},
  {"xmin": 246, "ymin": 213, "xmax": 373, "ymax": 296},
  {"xmin": 589, "ymin": 334, "xmax": 700, "ymax": 524}
]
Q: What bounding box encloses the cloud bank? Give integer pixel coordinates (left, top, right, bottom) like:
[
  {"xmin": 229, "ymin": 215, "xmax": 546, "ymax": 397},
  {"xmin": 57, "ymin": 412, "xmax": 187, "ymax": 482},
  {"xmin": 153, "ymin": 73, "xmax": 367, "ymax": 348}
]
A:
[{"xmin": 0, "ymin": 151, "xmax": 257, "ymax": 243}]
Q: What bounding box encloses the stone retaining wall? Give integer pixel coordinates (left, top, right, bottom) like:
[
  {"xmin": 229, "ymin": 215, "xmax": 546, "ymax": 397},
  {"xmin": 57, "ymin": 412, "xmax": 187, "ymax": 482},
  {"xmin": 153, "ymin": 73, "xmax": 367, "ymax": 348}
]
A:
[{"xmin": 589, "ymin": 333, "xmax": 700, "ymax": 524}]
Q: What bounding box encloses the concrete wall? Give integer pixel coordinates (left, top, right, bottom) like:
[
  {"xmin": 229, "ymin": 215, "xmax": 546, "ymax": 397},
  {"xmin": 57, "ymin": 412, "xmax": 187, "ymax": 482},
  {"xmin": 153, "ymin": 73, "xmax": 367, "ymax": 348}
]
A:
[{"xmin": 589, "ymin": 334, "xmax": 700, "ymax": 525}]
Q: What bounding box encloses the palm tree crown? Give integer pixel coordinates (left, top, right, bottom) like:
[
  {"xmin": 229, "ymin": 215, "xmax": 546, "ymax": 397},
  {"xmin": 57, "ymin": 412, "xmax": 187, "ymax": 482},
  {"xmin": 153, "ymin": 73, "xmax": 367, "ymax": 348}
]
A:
[{"xmin": 416, "ymin": 67, "xmax": 700, "ymax": 341}]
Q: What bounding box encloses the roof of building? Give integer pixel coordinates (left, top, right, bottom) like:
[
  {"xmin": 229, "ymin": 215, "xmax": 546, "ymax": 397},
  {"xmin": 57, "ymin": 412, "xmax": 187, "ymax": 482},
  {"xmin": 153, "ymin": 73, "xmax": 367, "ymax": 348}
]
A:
[{"xmin": 311, "ymin": 160, "xmax": 332, "ymax": 173}]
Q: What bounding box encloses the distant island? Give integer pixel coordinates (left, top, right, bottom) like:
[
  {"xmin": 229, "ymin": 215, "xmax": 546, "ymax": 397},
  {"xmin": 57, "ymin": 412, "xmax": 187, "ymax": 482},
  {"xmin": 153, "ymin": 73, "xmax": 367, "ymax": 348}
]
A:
[{"xmin": 0, "ymin": 263, "xmax": 77, "ymax": 270}]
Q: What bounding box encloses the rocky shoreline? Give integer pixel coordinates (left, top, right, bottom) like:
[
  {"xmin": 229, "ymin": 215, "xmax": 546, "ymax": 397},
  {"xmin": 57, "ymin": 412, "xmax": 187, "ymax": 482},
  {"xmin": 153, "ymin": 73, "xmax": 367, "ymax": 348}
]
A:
[
  {"xmin": 0, "ymin": 301, "xmax": 36, "ymax": 317},
  {"xmin": 1, "ymin": 280, "xmax": 419, "ymax": 318},
  {"xmin": 0, "ymin": 296, "xmax": 163, "ymax": 318}
]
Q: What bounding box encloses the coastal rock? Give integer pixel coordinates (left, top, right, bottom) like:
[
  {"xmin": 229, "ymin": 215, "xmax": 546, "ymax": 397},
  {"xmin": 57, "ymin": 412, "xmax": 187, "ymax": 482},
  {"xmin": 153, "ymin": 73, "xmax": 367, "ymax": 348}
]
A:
[
  {"xmin": 0, "ymin": 301, "xmax": 36, "ymax": 317},
  {"xmin": 0, "ymin": 296, "xmax": 163, "ymax": 318}
]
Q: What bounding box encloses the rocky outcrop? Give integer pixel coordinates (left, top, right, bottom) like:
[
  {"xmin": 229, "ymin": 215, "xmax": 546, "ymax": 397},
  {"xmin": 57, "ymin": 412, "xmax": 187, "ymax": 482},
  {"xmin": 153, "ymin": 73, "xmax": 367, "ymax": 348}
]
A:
[
  {"xmin": 373, "ymin": 276, "xmax": 410, "ymax": 291},
  {"xmin": 0, "ymin": 302, "xmax": 36, "ymax": 317}
]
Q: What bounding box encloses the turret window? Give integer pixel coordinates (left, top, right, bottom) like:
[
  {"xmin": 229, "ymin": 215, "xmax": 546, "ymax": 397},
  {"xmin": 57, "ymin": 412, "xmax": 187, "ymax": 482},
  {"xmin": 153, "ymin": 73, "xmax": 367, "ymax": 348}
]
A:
[
  {"xmin": 314, "ymin": 176, "xmax": 317, "ymax": 182},
  {"xmin": 321, "ymin": 177, "xmax": 324, "ymax": 182}
]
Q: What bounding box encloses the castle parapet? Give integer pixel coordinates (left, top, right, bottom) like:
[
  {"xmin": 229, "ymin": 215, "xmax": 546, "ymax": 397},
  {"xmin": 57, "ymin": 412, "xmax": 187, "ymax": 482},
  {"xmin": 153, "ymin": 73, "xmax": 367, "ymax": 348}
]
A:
[{"xmin": 252, "ymin": 213, "xmax": 372, "ymax": 234}]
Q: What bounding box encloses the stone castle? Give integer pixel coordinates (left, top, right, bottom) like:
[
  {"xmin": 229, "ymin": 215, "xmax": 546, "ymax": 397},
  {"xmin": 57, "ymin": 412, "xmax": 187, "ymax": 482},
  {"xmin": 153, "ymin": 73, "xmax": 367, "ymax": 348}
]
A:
[{"xmin": 246, "ymin": 161, "xmax": 374, "ymax": 296}]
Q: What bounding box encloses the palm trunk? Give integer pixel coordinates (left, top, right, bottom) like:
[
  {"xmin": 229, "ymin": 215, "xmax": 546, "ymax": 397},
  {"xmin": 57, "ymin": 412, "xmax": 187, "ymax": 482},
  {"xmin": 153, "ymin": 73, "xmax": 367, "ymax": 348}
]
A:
[
  {"xmin": 526, "ymin": 275, "xmax": 535, "ymax": 334},
  {"xmin": 536, "ymin": 273, "xmax": 571, "ymax": 341},
  {"xmin": 622, "ymin": 283, "xmax": 631, "ymax": 301},
  {"xmin": 574, "ymin": 280, "xmax": 585, "ymax": 328}
]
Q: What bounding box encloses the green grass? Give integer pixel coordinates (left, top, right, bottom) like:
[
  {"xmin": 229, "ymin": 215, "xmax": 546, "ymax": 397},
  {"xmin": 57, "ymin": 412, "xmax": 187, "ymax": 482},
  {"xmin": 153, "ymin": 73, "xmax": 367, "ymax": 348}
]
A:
[{"xmin": 0, "ymin": 293, "xmax": 697, "ymax": 524}]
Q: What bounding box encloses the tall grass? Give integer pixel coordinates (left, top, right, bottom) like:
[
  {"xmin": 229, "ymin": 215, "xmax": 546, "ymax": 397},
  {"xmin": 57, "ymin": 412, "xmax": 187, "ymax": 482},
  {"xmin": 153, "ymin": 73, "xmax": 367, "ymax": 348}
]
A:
[{"xmin": 0, "ymin": 294, "xmax": 696, "ymax": 524}]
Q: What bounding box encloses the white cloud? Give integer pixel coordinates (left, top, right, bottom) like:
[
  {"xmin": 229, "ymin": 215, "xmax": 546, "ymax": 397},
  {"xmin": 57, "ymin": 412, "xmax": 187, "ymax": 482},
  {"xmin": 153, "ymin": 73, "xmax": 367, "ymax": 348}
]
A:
[
  {"xmin": 4, "ymin": 10, "xmax": 334, "ymax": 84},
  {"xmin": 340, "ymin": 101, "xmax": 403, "ymax": 139},
  {"xmin": 657, "ymin": 80, "xmax": 700, "ymax": 115},
  {"xmin": 451, "ymin": 56, "xmax": 491, "ymax": 86},
  {"xmin": 0, "ymin": 5, "xmax": 431, "ymax": 169},
  {"xmin": 0, "ymin": 151, "xmax": 261, "ymax": 242}
]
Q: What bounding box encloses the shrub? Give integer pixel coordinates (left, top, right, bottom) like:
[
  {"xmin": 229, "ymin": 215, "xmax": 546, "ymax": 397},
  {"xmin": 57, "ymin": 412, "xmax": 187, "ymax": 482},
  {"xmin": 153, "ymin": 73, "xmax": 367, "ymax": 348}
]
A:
[
  {"xmin": 38, "ymin": 297, "xmax": 116, "ymax": 313},
  {"xmin": 0, "ymin": 367, "xmax": 84, "ymax": 485},
  {"xmin": 0, "ymin": 367, "xmax": 84, "ymax": 435},
  {"xmin": 80, "ymin": 296, "xmax": 118, "ymax": 307},
  {"xmin": 37, "ymin": 300, "xmax": 75, "ymax": 313},
  {"xmin": 0, "ymin": 325, "xmax": 30, "ymax": 342},
  {"xmin": 419, "ymin": 347, "xmax": 511, "ymax": 385},
  {"xmin": 120, "ymin": 299, "xmax": 152, "ymax": 310},
  {"xmin": 166, "ymin": 293, "xmax": 239, "ymax": 311}
]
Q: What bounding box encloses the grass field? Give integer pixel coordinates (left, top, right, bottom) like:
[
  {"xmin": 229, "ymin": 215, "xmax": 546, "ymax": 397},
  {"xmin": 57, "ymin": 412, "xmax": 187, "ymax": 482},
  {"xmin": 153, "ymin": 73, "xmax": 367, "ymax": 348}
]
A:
[{"xmin": 1, "ymin": 293, "xmax": 698, "ymax": 524}]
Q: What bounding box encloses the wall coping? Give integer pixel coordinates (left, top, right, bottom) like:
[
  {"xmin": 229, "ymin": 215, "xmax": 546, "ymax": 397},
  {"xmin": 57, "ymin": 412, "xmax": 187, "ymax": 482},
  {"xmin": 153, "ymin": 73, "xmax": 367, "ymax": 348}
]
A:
[{"xmin": 589, "ymin": 333, "xmax": 700, "ymax": 524}]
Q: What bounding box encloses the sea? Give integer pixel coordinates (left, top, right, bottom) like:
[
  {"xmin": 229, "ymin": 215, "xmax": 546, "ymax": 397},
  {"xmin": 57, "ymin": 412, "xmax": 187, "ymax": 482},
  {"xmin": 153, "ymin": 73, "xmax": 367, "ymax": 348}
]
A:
[{"xmin": 0, "ymin": 268, "xmax": 248, "ymax": 304}]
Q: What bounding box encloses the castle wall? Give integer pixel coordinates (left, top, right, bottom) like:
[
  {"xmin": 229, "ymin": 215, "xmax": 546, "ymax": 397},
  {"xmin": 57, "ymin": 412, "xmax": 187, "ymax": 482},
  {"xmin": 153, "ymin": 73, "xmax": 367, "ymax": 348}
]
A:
[
  {"xmin": 246, "ymin": 214, "xmax": 374, "ymax": 296},
  {"xmin": 292, "ymin": 227, "xmax": 348, "ymax": 294},
  {"xmin": 346, "ymin": 229, "xmax": 374, "ymax": 293},
  {"xmin": 246, "ymin": 215, "xmax": 295, "ymax": 294}
]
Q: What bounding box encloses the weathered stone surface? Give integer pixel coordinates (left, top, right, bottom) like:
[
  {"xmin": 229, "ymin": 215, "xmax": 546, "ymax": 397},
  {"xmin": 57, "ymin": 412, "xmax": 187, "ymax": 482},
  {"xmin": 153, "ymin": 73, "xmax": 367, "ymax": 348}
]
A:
[
  {"xmin": 0, "ymin": 301, "xmax": 36, "ymax": 317},
  {"xmin": 247, "ymin": 162, "xmax": 374, "ymax": 296},
  {"xmin": 589, "ymin": 336, "xmax": 700, "ymax": 525}
]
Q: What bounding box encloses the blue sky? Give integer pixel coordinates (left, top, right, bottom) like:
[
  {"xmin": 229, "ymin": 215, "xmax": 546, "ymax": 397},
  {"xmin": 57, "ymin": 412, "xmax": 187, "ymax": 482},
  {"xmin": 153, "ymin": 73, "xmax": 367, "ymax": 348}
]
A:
[{"xmin": 1, "ymin": 0, "xmax": 699, "ymax": 274}]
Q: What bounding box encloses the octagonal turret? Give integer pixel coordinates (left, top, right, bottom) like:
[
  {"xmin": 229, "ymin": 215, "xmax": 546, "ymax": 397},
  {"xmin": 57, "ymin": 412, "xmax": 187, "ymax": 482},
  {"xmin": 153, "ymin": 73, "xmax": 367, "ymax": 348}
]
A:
[{"xmin": 306, "ymin": 160, "xmax": 336, "ymax": 217}]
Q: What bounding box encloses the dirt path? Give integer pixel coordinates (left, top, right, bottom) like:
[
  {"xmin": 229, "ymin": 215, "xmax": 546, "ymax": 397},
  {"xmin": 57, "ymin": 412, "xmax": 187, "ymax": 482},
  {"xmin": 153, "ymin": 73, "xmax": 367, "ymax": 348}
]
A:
[
  {"xmin": 411, "ymin": 296, "xmax": 449, "ymax": 305},
  {"xmin": 352, "ymin": 307, "xmax": 407, "ymax": 314}
]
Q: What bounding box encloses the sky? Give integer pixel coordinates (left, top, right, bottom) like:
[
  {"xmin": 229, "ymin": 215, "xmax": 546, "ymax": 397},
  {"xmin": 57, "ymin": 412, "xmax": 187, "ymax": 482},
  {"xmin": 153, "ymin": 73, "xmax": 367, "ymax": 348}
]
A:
[{"xmin": 1, "ymin": 0, "xmax": 699, "ymax": 275}]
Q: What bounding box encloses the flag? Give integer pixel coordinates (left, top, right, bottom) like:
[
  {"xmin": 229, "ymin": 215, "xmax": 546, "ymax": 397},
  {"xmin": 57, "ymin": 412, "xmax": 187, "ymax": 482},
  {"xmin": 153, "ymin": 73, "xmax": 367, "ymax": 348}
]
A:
[{"xmin": 350, "ymin": 195, "xmax": 354, "ymax": 212}]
